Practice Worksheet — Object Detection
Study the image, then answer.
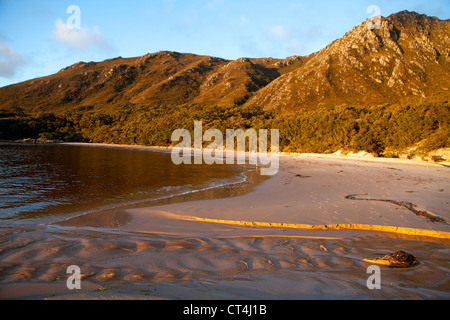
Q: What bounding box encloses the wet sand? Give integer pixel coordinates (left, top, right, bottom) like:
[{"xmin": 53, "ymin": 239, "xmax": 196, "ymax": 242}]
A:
[{"xmin": 0, "ymin": 152, "xmax": 449, "ymax": 299}]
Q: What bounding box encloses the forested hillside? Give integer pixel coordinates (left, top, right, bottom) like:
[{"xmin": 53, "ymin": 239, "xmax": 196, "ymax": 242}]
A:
[{"xmin": 1, "ymin": 102, "xmax": 448, "ymax": 160}]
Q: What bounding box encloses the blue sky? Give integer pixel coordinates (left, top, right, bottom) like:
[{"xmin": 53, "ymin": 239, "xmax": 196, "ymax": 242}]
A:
[{"xmin": 0, "ymin": 0, "xmax": 448, "ymax": 87}]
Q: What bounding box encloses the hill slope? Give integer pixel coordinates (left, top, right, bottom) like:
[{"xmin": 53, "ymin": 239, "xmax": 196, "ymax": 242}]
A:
[
  {"xmin": 246, "ymin": 11, "xmax": 450, "ymax": 111},
  {"xmin": 0, "ymin": 11, "xmax": 448, "ymax": 113},
  {"xmin": 0, "ymin": 51, "xmax": 304, "ymax": 113}
]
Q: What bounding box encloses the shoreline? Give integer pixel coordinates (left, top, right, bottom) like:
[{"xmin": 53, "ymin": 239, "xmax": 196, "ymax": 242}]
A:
[
  {"xmin": 58, "ymin": 142, "xmax": 450, "ymax": 168},
  {"xmin": 53, "ymin": 141, "xmax": 450, "ymax": 238},
  {"xmin": 115, "ymin": 153, "xmax": 450, "ymax": 238},
  {"xmin": 1, "ymin": 142, "xmax": 449, "ymax": 299},
  {"xmin": 4, "ymin": 140, "xmax": 449, "ymax": 168}
]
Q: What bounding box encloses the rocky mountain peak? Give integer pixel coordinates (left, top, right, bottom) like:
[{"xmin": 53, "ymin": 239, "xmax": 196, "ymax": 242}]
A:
[
  {"xmin": 387, "ymin": 10, "xmax": 439, "ymax": 28},
  {"xmin": 245, "ymin": 11, "xmax": 449, "ymax": 112}
]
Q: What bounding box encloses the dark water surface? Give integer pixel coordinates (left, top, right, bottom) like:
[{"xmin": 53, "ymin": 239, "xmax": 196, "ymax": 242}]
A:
[{"xmin": 0, "ymin": 143, "xmax": 251, "ymax": 223}]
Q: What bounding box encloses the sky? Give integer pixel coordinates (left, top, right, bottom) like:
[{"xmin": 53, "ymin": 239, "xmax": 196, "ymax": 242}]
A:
[{"xmin": 0, "ymin": 0, "xmax": 449, "ymax": 88}]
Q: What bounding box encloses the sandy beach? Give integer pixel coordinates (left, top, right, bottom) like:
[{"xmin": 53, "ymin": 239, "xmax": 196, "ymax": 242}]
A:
[{"xmin": 0, "ymin": 150, "xmax": 449, "ymax": 300}]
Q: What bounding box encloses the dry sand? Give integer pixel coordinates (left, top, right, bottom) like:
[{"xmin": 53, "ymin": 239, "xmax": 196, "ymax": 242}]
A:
[{"xmin": 0, "ymin": 151, "xmax": 449, "ymax": 300}]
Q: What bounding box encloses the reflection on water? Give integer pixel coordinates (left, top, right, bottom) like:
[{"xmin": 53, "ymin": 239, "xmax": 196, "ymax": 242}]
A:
[{"xmin": 0, "ymin": 143, "xmax": 254, "ymax": 223}]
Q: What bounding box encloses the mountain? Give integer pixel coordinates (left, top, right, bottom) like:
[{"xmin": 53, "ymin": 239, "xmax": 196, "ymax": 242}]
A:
[
  {"xmin": 0, "ymin": 51, "xmax": 304, "ymax": 113},
  {"xmin": 0, "ymin": 11, "xmax": 448, "ymax": 114},
  {"xmin": 246, "ymin": 11, "xmax": 450, "ymax": 111}
]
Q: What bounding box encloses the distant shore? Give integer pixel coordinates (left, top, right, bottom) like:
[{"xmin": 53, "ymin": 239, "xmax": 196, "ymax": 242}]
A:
[
  {"xmin": 9, "ymin": 140, "xmax": 444, "ymax": 167},
  {"xmin": 4, "ymin": 139, "xmax": 449, "ymax": 167}
]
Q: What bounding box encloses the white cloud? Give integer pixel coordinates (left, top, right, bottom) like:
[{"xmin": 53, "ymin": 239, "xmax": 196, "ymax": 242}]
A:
[
  {"xmin": 269, "ymin": 25, "xmax": 293, "ymax": 40},
  {"xmin": 49, "ymin": 19, "xmax": 112, "ymax": 51},
  {"xmin": 0, "ymin": 41, "xmax": 27, "ymax": 78}
]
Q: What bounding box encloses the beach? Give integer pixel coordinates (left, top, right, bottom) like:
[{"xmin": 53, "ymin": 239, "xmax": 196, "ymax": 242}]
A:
[{"xmin": 0, "ymin": 150, "xmax": 449, "ymax": 300}]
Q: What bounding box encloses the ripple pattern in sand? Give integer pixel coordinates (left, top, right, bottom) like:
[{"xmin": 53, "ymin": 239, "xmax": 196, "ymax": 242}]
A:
[{"xmin": 1, "ymin": 227, "xmax": 449, "ymax": 299}]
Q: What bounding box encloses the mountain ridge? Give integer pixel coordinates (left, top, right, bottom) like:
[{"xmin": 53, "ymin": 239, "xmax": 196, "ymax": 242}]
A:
[
  {"xmin": 0, "ymin": 10, "xmax": 449, "ymax": 113},
  {"xmin": 246, "ymin": 10, "xmax": 450, "ymax": 111}
]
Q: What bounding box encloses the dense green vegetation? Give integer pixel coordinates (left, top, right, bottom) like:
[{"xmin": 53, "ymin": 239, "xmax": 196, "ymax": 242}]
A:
[{"xmin": 0, "ymin": 102, "xmax": 448, "ymax": 157}]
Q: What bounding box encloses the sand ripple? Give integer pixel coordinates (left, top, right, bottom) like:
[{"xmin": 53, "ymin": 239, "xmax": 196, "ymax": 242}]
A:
[{"xmin": 1, "ymin": 226, "xmax": 449, "ymax": 299}]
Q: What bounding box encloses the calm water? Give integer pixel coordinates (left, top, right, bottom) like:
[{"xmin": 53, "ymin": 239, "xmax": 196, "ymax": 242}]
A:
[{"xmin": 0, "ymin": 143, "xmax": 249, "ymax": 223}]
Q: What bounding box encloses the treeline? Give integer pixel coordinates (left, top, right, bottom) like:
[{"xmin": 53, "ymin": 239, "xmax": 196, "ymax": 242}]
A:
[{"xmin": 0, "ymin": 102, "xmax": 448, "ymax": 157}]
